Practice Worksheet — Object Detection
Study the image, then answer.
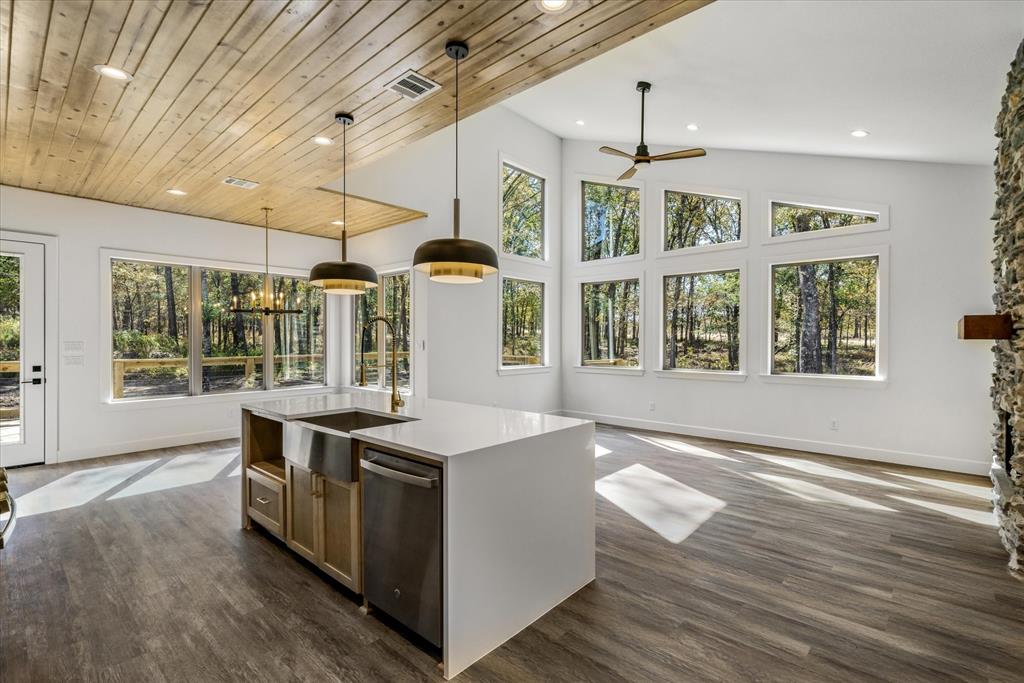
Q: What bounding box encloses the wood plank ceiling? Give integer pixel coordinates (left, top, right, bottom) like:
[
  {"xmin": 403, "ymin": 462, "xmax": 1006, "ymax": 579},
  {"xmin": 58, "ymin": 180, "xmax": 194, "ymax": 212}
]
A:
[{"xmin": 0, "ymin": 0, "xmax": 711, "ymax": 238}]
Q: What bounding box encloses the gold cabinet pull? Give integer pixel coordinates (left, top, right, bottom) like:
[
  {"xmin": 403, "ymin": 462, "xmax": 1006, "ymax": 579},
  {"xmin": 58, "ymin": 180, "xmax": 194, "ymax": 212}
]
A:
[{"xmin": 255, "ymin": 497, "xmax": 270, "ymax": 505}]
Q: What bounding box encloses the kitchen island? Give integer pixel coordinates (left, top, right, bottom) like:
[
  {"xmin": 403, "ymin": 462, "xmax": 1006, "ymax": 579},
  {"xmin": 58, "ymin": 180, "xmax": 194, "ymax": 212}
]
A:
[{"xmin": 240, "ymin": 391, "xmax": 595, "ymax": 679}]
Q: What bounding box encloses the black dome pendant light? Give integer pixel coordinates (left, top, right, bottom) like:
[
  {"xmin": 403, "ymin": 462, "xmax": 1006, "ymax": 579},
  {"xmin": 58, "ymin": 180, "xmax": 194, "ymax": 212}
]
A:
[
  {"xmin": 309, "ymin": 112, "xmax": 378, "ymax": 295},
  {"xmin": 412, "ymin": 40, "xmax": 498, "ymax": 284}
]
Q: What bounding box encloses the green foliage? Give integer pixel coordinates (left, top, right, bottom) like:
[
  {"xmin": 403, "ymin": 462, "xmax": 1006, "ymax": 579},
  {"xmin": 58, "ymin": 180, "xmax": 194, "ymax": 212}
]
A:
[
  {"xmin": 772, "ymin": 202, "xmax": 877, "ymax": 236},
  {"xmin": 0, "ymin": 316, "xmax": 19, "ymax": 361},
  {"xmin": 664, "ymin": 271, "xmax": 740, "ymax": 371},
  {"xmin": 582, "ymin": 181, "xmax": 640, "ymax": 261},
  {"xmin": 665, "ymin": 192, "xmax": 740, "ymax": 250},
  {"xmin": 502, "ymin": 279, "xmax": 543, "ymax": 364},
  {"xmin": 581, "ymin": 279, "xmax": 640, "ymax": 366},
  {"xmin": 0, "ymin": 255, "xmax": 19, "ymax": 318},
  {"xmin": 773, "ymin": 256, "xmax": 878, "ymax": 376},
  {"xmin": 502, "ymin": 164, "xmax": 544, "ymax": 259}
]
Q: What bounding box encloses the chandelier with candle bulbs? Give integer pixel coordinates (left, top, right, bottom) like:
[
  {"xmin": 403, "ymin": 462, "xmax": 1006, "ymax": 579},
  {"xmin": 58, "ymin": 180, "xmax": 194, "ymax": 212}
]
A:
[{"xmin": 229, "ymin": 207, "xmax": 304, "ymax": 316}]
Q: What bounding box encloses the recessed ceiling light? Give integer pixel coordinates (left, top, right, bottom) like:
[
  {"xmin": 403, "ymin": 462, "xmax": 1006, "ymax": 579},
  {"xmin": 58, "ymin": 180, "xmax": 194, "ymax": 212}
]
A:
[
  {"xmin": 93, "ymin": 64, "xmax": 133, "ymax": 81},
  {"xmin": 165, "ymin": 188, "xmax": 187, "ymax": 196},
  {"xmin": 331, "ymin": 220, "xmax": 345, "ymax": 226},
  {"xmin": 850, "ymin": 129, "xmax": 870, "ymax": 138},
  {"xmin": 536, "ymin": 0, "xmax": 570, "ymax": 14},
  {"xmin": 686, "ymin": 123, "xmax": 699, "ymax": 131},
  {"xmin": 312, "ymin": 135, "xmax": 333, "ymax": 146},
  {"xmin": 575, "ymin": 120, "xmax": 585, "ymax": 126}
]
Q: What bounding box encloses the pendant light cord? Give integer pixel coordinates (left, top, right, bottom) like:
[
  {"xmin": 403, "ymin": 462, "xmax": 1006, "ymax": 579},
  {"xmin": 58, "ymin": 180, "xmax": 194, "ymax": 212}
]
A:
[
  {"xmin": 342, "ymin": 117, "xmax": 348, "ymax": 261},
  {"xmin": 263, "ymin": 208, "xmax": 270, "ymax": 279},
  {"xmin": 453, "ymin": 51, "xmax": 461, "ymax": 238}
]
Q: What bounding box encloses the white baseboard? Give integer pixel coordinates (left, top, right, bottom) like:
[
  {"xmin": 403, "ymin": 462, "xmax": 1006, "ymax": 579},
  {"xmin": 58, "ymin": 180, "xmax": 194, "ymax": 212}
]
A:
[
  {"xmin": 557, "ymin": 409, "xmax": 989, "ymax": 476},
  {"xmin": 57, "ymin": 428, "xmax": 240, "ymax": 463}
]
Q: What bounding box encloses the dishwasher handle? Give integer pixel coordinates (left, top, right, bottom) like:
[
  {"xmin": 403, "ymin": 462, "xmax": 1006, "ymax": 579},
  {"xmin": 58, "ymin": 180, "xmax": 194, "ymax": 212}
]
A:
[{"xmin": 361, "ymin": 457, "xmax": 438, "ymax": 489}]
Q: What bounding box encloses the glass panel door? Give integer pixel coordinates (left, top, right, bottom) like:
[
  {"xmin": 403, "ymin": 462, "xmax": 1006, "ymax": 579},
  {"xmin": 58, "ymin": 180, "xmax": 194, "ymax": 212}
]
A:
[{"xmin": 0, "ymin": 240, "xmax": 45, "ymax": 466}]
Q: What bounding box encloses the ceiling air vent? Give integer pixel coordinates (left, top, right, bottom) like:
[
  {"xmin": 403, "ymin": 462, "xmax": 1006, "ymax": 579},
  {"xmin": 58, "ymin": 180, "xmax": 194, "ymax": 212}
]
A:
[
  {"xmin": 385, "ymin": 69, "xmax": 441, "ymax": 101},
  {"xmin": 222, "ymin": 176, "xmax": 260, "ymax": 190}
]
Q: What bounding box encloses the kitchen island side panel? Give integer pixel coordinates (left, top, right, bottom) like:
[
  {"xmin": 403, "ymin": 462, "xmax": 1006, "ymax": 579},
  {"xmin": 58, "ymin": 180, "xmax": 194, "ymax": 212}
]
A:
[{"xmin": 442, "ymin": 422, "xmax": 596, "ymax": 679}]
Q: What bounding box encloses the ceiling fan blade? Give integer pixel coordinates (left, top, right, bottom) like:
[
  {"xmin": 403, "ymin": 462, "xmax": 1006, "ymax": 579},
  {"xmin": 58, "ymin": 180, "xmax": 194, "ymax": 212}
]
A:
[
  {"xmin": 650, "ymin": 148, "xmax": 707, "ymax": 161},
  {"xmin": 599, "ymin": 146, "xmax": 636, "ymax": 160},
  {"xmin": 618, "ymin": 165, "xmax": 639, "ymax": 181}
]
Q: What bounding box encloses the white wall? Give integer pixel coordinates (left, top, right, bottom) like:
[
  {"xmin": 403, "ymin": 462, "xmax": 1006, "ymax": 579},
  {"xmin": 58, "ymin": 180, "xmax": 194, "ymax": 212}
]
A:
[
  {"xmin": 559, "ymin": 140, "xmax": 995, "ymax": 474},
  {"xmin": 343, "ymin": 105, "xmax": 563, "ymax": 413},
  {"xmin": 0, "ymin": 186, "xmax": 341, "ymax": 462}
]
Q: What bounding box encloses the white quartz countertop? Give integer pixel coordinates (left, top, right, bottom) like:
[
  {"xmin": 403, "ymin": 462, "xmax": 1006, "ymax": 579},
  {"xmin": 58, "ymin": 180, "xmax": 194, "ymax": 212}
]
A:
[{"xmin": 242, "ymin": 390, "xmax": 591, "ymax": 461}]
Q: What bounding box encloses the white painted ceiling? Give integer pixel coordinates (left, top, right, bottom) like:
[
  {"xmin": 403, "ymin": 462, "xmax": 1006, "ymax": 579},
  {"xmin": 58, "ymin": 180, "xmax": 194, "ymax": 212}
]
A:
[{"xmin": 503, "ymin": 0, "xmax": 1024, "ymax": 165}]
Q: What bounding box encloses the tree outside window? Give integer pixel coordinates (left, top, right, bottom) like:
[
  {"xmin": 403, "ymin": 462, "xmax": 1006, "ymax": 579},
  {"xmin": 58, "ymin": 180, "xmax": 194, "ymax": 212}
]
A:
[
  {"xmin": 502, "ymin": 163, "xmax": 544, "ymax": 259},
  {"xmin": 111, "ymin": 260, "xmax": 190, "ymax": 399},
  {"xmin": 502, "ymin": 279, "xmax": 544, "ymax": 367},
  {"xmin": 581, "ymin": 279, "xmax": 640, "ymax": 367},
  {"xmin": 582, "ymin": 181, "xmax": 640, "ymax": 261},
  {"xmin": 772, "ymin": 256, "xmax": 878, "ymax": 376},
  {"xmin": 664, "ymin": 191, "xmax": 740, "ymax": 251},
  {"xmin": 772, "ymin": 202, "xmax": 878, "ymax": 237},
  {"xmin": 663, "ymin": 270, "xmax": 740, "ymax": 371}
]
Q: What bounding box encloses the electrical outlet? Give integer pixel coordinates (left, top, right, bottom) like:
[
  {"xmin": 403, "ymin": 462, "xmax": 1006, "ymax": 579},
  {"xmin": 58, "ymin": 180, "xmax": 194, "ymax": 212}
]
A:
[
  {"xmin": 648, "ymin": 401, "xmax": 656, "ymax": 412},
  {"xmin": 829, "ymin": 418, "xmax": 839, "ymax": 431}
]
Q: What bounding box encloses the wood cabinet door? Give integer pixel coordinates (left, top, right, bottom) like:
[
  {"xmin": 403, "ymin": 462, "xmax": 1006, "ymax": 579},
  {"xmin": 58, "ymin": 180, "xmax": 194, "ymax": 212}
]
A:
[
  {"xmin": 285, "ymin": 461, "xmax": 318, "ymax": 563},
  {"xmin": 318, "ymin": 477, "xmax": 360, "ymax": 592}
]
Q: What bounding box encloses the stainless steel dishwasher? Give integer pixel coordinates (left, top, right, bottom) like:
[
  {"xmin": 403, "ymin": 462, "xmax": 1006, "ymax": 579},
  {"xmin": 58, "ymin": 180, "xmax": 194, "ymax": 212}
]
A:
[{"xmin": 360, "ymin": 449, "xmax": 442, "ymax": 648}]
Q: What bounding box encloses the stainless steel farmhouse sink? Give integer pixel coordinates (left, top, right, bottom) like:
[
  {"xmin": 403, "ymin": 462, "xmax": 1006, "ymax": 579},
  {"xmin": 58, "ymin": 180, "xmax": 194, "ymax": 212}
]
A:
[{"xmin": 283, "ymin": 410, "xmax": 410, "ymax": 482}]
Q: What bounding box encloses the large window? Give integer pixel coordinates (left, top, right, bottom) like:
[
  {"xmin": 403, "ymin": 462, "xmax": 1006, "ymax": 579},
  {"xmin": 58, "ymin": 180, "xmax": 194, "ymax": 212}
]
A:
[
  {"xmin": 501, "ymin": 163, "xmax": 545, "ymax": 260},
  {"xmin": 111, "ymin": 260, "xmax": 191, "ymax": 399},
  {"xmin": 501, "ymin": 278, "xmax": 545, "ymax": 367},
  {"xmin": 581, "ymin": 279, "xmax": 640, "ymax": 368},
  {"xmin": 581, "ymin": 181, "xmax": 640, "ymax": 261},
  {"xmin": 663, "ymin": 270, "xmax": 740, "ymax": 372},
  {"xmin": 201, "ymin": 268, "xmax": 263, "ymax": 394},
  {"xmin": 110, "ymin": 258, "xmax": 325, "ymax": 400},
  {"xmin": 771, "ymin": 201, "xmax": 878, "ymax": 238},
  {"xmin": 354, "ymin": 271, "xmax": 411, "ymax": 393},
  {"xmin": 771, "ymin": 256, "xmax": 878, "ymax": 376},
  {"xmin": 664, "ymin": 190, "xmax": 741, "ymax": 251},
  {"xmin": 273, "ymin": 276, "xmax": 324, "ymax": 387}
]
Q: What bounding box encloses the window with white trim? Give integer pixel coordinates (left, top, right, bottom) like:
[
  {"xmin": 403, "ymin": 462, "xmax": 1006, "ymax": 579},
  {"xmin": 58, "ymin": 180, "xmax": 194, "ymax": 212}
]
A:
[
  {"xmin": 581, "ymin": 278, "xmax": 640, "ymax": 368},
  {"xmin": 501, "ymin": 278, "xmax": 544, "ymax": 367},
  {"xmin": 664, "ymin": 190, "xmax": 741, "ymax": 251},
  {"xmin": 353, "ymin": 270, "xmax": 412, "ymax": 393},
  {"xmin": 501, "ymin": 163, "xmax": 545, "ymax": 260},
  {"xmin": 771, "ymin": 255, "xmax": 878, "ymax": 376},
  {"xmin": 771, "ymin": 201, "xmax": 879, "ymax": 238},
  {"xmin": 663, "ymin": 269, "xmax": 740, "ymax": 372},
  {"xmin": 581, "ymin": 181, "xmax": 640, "ymax": 261},
  {"xmin": 110, "ymin": 258, "xmax": 326, "ymax": 401}
]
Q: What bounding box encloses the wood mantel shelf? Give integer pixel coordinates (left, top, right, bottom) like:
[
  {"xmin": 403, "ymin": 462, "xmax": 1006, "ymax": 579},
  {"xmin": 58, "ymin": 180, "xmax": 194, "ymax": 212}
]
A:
[{"xmin": 957, "ymin": 314, "xmax": 1014, "ymax": 340}]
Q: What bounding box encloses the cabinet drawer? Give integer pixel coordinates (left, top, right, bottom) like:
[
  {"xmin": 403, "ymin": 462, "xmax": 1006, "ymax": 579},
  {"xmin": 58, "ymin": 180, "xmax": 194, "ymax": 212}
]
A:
[{"xmin": 247, "ymin": 468, "xmax": 285, "ymax": 538}]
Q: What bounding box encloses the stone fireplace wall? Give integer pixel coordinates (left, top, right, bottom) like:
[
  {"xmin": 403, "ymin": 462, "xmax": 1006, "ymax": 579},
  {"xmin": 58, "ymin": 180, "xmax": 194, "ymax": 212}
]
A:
[{"xmin": 991, "ymin": 38, "xmax": 1024, "ymax": 576}]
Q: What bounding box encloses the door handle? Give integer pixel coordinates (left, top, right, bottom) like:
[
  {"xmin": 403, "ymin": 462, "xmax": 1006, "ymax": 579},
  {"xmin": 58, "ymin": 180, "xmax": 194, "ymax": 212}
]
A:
[{"xmin": 20, "ymin": 378, "xmax": 42, "ymax": 385}]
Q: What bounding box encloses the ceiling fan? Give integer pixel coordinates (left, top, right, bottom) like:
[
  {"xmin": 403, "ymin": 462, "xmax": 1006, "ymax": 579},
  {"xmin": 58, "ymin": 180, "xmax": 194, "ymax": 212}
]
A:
[{"xmin": 599, "ymin": 81, "xmax": 706, "ymax": 180}]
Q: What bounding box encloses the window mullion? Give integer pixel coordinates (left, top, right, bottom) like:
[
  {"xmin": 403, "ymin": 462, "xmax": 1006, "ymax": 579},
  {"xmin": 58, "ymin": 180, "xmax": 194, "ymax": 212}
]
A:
[
  {"xmin": 189, "ymin": 266, "xmax": 203, "ymax": 395},
  {"xmin": 377, "ymin": 276, "xmax": 386, "ymax": 389},
  {"xmin": 263, "ymin": 273, "xmax": 273, "ymax": 390}
]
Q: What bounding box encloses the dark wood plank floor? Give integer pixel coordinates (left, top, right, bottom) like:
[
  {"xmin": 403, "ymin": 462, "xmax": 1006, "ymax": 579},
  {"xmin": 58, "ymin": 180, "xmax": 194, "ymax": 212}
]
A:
[{"xmin": 2, "ymin": 426, "xmax": 1021, "ymax": 682}]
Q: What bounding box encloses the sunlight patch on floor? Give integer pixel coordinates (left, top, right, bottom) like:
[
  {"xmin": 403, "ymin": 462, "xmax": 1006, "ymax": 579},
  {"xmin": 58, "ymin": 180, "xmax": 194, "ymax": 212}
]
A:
[
  {"xmin": 108, "ymin": 449, "xmax": 238, "ymax": 500},
  {"xmin": 889, "ymin": 496, "xmax": 997, "ymax": 526},
  {"xmin": 886, "ymin": 473, "xmax": 991, "ymax": 500},
  {"xmin": 630, "ymin": 434, "xmax": 738, "ymax": 461},
  {"xmin": 752, "ymin": 473, "xmax": 895, "ymax": 511},
  {"xmin": 595, "ymin": 444, "xmax": 612, "ymax": 458},
  {"xmin": 596, "ymin": 463, "xmax": 726, "ymax": 543},
  {"xmin": 18, "ymin": 459, "xmax": 159, "ymax": 517},
  {"xmin": 739, "ymin": 451, "xmax": 911, "ymax": 489}
]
